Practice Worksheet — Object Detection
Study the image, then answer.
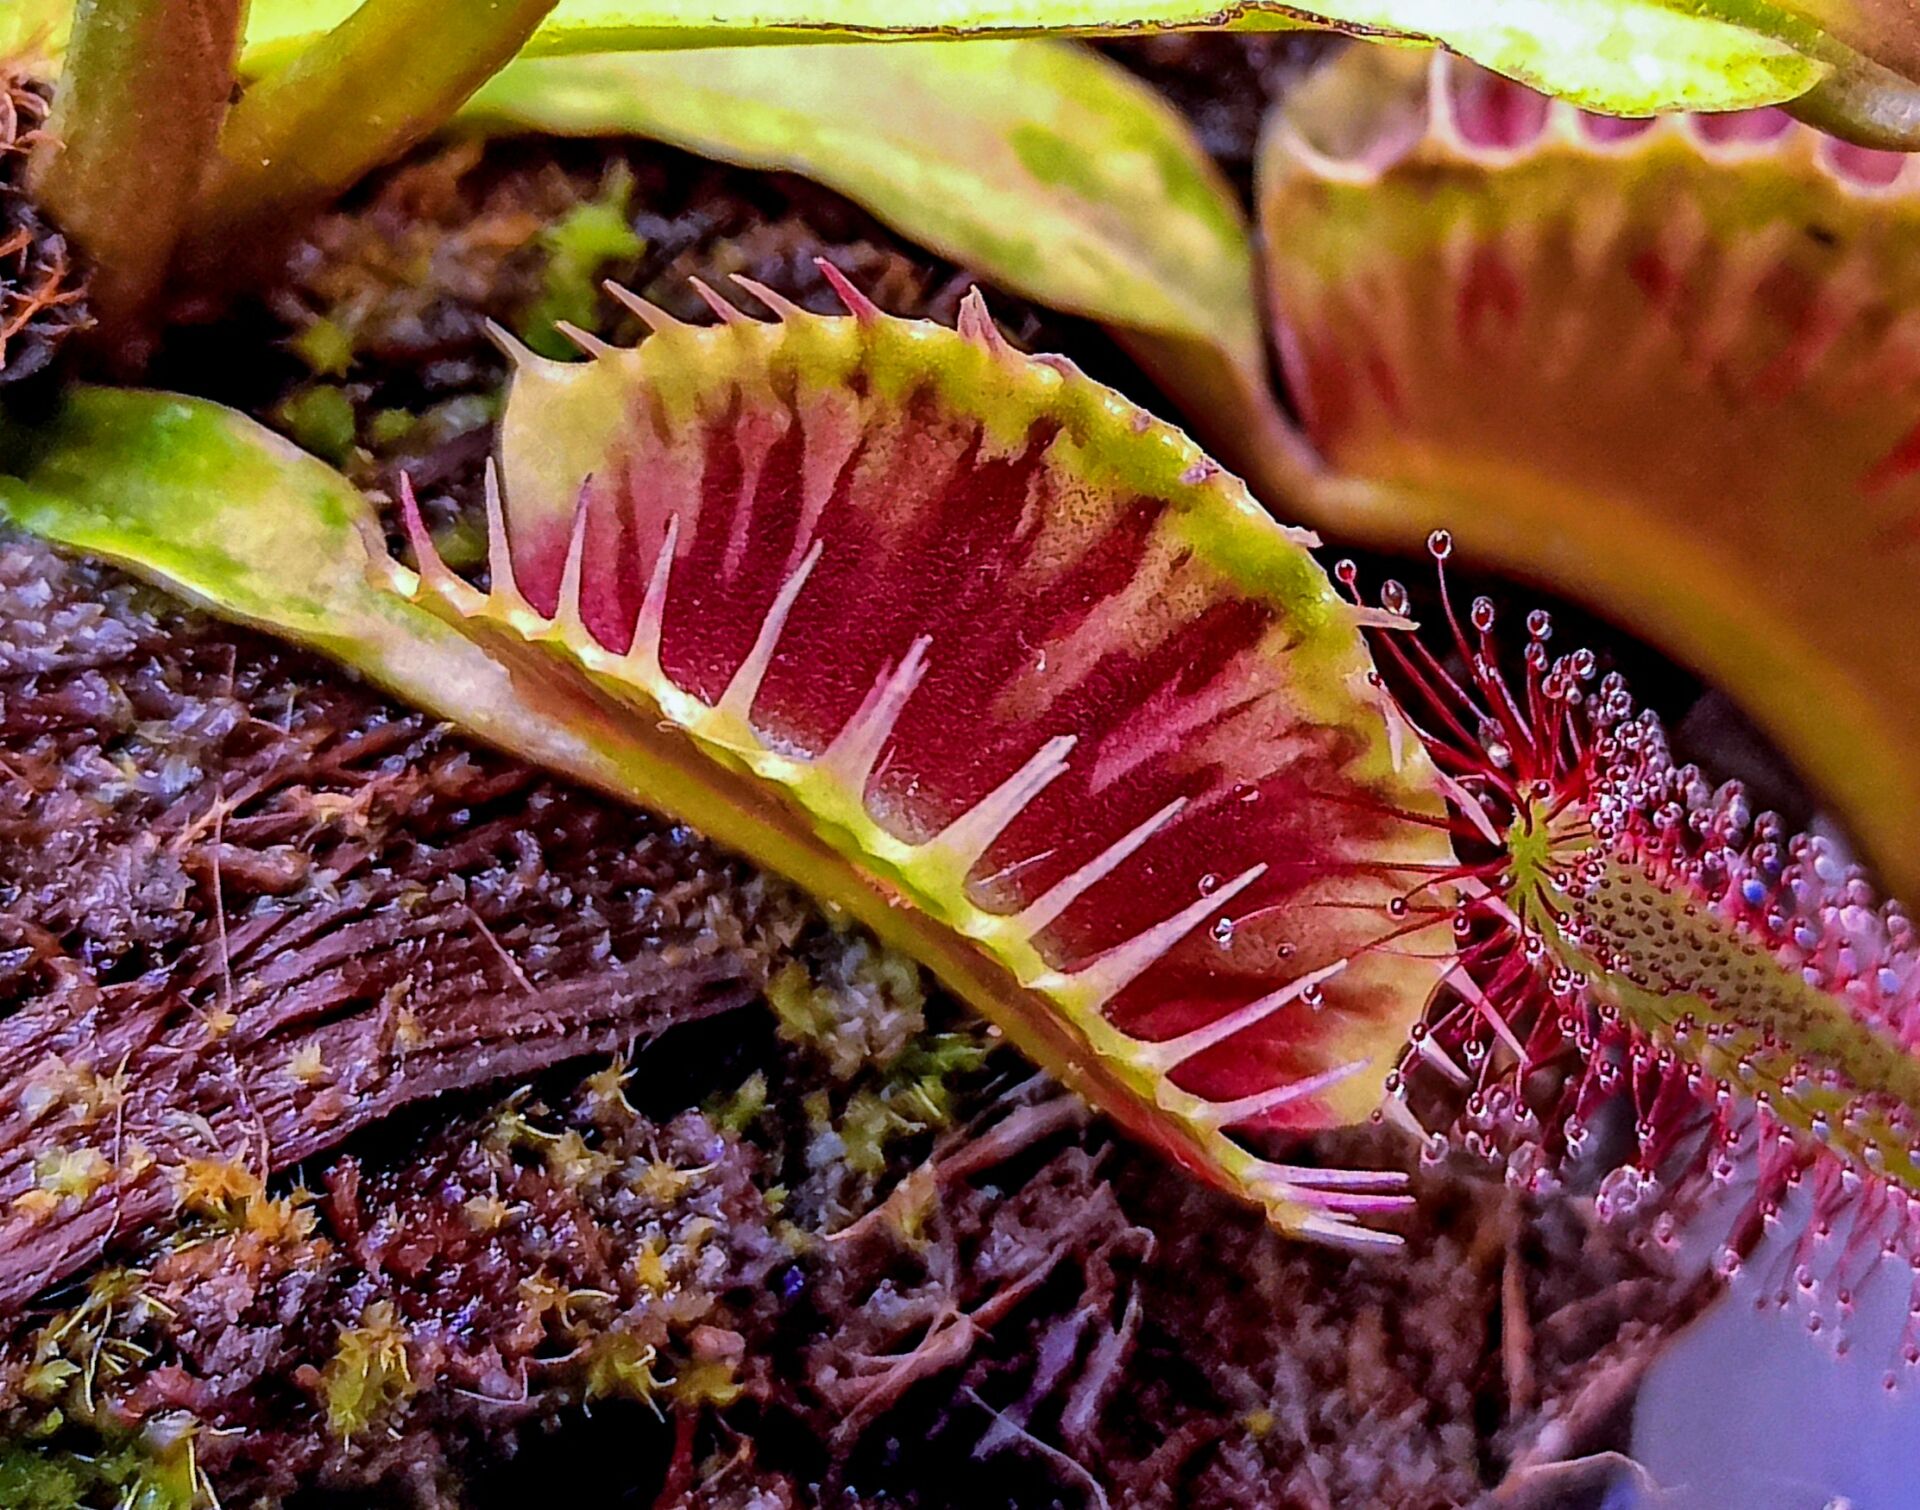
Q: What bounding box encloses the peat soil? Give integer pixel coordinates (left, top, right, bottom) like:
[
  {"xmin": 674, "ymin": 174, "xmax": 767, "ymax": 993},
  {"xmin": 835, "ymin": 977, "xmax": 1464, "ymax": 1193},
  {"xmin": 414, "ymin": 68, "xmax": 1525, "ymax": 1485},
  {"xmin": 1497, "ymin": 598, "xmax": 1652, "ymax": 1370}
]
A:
[{"xmin": 0, "ymin": 37, "xmax": 1760, "ymax": 1509}]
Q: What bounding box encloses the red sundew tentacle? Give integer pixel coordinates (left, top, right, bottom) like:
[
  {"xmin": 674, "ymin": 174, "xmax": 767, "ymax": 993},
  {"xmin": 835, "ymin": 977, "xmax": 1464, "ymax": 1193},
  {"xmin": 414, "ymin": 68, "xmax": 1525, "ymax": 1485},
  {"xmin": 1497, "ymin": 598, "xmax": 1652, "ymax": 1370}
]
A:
[{"xmin": 1339, "ymin": 546, "xmax": 1920, "ymax": 1358}]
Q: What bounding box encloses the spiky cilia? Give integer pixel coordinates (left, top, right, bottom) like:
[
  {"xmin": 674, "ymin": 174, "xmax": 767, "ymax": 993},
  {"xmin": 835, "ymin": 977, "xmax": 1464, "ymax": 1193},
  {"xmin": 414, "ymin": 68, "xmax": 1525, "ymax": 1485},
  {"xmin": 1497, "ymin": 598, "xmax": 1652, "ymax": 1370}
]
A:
[{"xmin": 1341, "ymin": 532, "xmax": 1920, "ymax": 1382}]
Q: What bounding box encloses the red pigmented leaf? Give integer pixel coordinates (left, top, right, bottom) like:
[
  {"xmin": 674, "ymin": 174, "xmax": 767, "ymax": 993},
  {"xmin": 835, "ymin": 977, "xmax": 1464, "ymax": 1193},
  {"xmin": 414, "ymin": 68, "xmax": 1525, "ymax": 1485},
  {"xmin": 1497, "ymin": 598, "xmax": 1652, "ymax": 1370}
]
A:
[{"xmin": 384, "ymin": 279, "xmax": 1456, "ymax": 1243}]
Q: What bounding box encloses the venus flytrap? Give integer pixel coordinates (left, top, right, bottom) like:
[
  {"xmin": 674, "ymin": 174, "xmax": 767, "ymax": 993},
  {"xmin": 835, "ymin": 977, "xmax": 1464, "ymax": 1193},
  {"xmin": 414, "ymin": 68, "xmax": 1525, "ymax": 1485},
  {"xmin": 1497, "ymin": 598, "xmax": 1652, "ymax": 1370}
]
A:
[
  {"xmin": 9, "ymin": 273, "xmax": 1920, "ymax": 1364},
  {"xmin": 5, "ymin": 0, "xmax": 1920, "ymax": 1379}
]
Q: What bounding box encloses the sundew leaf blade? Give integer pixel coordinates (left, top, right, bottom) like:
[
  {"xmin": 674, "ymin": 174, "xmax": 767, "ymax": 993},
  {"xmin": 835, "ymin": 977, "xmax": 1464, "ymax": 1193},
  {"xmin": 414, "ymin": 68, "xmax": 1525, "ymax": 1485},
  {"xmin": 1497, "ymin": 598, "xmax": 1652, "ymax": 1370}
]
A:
[{"xmin": 461, "ymin": 42, "xmax": 1311, "ymax": 505}]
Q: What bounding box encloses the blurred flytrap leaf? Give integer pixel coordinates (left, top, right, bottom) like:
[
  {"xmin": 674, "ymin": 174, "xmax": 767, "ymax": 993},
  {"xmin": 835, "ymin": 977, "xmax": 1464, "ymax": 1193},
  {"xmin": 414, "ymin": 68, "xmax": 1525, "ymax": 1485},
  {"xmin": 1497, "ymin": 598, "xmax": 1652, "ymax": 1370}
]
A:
[
  {"xmin": 0, "ymin": 296, "xmax": 1453, "ymax": 1246},
  {"xmin": 464, "ymin": 42, "xmax": 1308, "ymax": 513},
  {"xmin": 1260, "ymin": 44, "xmax": 1920, "ymax": 900}
]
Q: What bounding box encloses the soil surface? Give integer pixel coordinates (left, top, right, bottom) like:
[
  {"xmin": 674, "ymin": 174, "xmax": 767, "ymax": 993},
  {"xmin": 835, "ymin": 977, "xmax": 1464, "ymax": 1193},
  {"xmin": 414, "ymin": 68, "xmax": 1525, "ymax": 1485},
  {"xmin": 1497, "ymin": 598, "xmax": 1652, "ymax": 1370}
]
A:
[{"xmin": 0, "ymin": 39, "xmax": 1731, "ymax": 1509}]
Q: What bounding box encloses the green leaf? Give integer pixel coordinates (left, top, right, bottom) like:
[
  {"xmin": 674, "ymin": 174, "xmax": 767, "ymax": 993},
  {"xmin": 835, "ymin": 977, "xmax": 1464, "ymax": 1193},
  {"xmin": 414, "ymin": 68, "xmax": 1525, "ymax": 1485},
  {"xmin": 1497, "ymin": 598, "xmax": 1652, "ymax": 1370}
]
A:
[
  {"xmin": 180, "ymin": 0, "xmax": 559, "ymax": 260},
  {"xmin": 18, "ymin": 0, "xmax": 1920, "ymax": 144},
  {"xmin": 236, "ymin": 0, "xmax": 1832, "ymax": 119},
  {"xmin": 463, "ymin": 41, "xmax": 1309, "ymax": 506}
]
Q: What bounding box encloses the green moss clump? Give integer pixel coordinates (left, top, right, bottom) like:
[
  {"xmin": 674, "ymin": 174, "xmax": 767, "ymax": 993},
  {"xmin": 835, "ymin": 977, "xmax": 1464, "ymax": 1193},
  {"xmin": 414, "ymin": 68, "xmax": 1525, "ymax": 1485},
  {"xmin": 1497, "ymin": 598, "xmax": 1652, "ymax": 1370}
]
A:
[
  {"xmin": 0, "ymin": 1436, "xmax": 198, "ymax": 1510},
  {"xmin": 273, "ymin": 384, "xmax": 358, "ymax": 466},
  {"xmin": 583, "ymin": 1333, "xmax": 662, "ymax": 1406},
  {"xmin": 767, "ymin": 938, "xmax": 929, "ymax": 1082},
  {"xmin": 288, "ymin": 317, "xmax": 356, "ymax": 378},
  {"xmin": 320, "ymin": 1302, "xmax": 417, "ymax": 1442},
  {"xmin": 703, "ymin": 1070, "xmax": 768, "ymax": 1136},
  {"xmin": 516, "ymin": 164, "xmax": 643, "ymax": 360}
]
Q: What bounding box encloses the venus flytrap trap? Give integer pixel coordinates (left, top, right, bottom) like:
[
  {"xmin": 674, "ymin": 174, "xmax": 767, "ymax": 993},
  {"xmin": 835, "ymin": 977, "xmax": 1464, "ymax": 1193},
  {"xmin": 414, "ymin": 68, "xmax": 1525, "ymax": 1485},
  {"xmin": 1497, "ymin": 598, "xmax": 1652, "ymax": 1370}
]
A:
[
  {"xmin": 5, "ymin": 276, "xmax": 1460, "ymax": 1247},
  {"xmin": 1261, "ymin": 43, "xmax": 1920, "ymax": 906},
  {"xmin": 385, "ymin": 274, "xmax": 1465, "ymax": 1244}
]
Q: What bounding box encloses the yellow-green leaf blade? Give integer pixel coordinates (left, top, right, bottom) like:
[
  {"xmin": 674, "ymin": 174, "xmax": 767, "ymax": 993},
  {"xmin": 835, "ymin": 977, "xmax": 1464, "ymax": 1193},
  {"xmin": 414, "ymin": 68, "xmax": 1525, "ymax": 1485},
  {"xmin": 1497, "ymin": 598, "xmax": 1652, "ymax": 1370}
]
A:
[
  {"xmin": 472, "ymin": 43, "xmax": 1244, "ymax": 362},
  {"xmin": 236, "ymin": 0, "xmax": 1825, "ymax": 118},
  {"xmin": 21, "ymin": 0, "xmax": 1909, "ymax": 138}
]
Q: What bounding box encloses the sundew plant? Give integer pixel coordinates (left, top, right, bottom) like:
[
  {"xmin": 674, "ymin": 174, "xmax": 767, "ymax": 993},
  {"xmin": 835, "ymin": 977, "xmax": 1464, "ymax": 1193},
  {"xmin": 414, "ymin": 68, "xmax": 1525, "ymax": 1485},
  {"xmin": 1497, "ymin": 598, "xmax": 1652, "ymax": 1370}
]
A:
[{"xmin": 8, "ymin": 0, "xmax": 1920, "ymax": 1496}]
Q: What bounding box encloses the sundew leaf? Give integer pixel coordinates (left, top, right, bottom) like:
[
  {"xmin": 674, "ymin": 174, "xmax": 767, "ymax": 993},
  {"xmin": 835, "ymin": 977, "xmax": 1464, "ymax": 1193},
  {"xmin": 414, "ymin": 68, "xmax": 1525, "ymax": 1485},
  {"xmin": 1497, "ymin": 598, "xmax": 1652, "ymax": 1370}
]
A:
[
  {"xmin": 0, "ymin": 293, "xmax": 1454, "ymax": 1247},
  {"xmin": 234, "ymin": 1, "xmax": 1825, "ymax": 120},
  {"xmin": 1335, "ymin": 551, "xmax": 1920, "ymax": 1373},
  {"xmin": 462, "ymin": 42, "xmax": 1310, "ymax": 514},
  {"xmin": 1259, "ymin": 44, "xmax": 1920, "ymax": 900}
]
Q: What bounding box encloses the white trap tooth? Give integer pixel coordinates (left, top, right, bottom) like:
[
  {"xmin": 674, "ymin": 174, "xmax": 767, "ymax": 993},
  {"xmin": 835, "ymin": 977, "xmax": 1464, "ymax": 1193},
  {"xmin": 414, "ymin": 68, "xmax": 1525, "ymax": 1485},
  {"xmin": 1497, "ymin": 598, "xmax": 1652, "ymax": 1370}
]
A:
[
  {"xmin": 483, "ymin": 318, "xmax": 541, "ymax": 368},
  {"xmin": 623, "ymin": 514, "xmax": 680, "ymax": 682},
  {"xmin": 396, "ymin": 474, "xmax": 448, "ymax": 584},
  {"xmin": 482, "ymin": 461, "xmax": 536, "ymax": 619},
  {"xmin": 814, "ymin": 258, "xmax": 880, "ymax": 321},
  {"xmin": 1015, "ymin": 797, "xmax": 1186, "ymax": 939},
  {"xmin": 1295, "ymin": 1211, "xmax": 1405, "ymax": 1252},
  {"xmin": 1070, "ymin": 864, "xmax": 1266, "ymax": 1008},
  {"xmin": 1437, "ymin": 771, "xmax": 1504, "ymax": 847},
  {"xmin": 715, "ymin": 539, "xmax": 823, "ymax": 725},
  {"xmin": 1287, "ymin": 1186, "xmax": 1418, "ymax": 1217},
  {"xmin": 1445, "ymin": 962, "xmax": 1529, "ymax": 1061},
  {"xmin": 930, "ymin": 735, "xmax": 1077, "ymax": 877},
  {"xmin": 605, "ymin": 281, "xmax": 682, "ymax": 332},
  {"xmin": 1257, "ymin": 1162, "xmax": 1408, "ymax": 1192},
  {"xmin": 1351, "ymin": 604, "xmax": 1416, "ymax": 632},
  {"xmin": 1138, "ymin": 959, "xmax": 1353, "ymax": 1071},
  {"xmin": 732, "ymin": 275, "xmax": 806, "ymax": 321},
  {"xmin": 957, "ymin": 287, "xmax": 1010, "ymax": 354},
  {"xmin": 819, "ymin": 636, "xmax": 932, "ymax": 794},
  {"xmin": 1414, "ymin": 1032, "xmax": 1472, "ymax": 1087},
  {"xmin": 550, "ymin": 486, "xmax": 594, "ymax": 641},
  {"xmin": 689, "ymin": 277, "xmax": 748, "ymax": 325},
  {"xmin": 1377, "ymin": 1094, "xmax": 1427, "ymax": 1141},
  {"xmin": 1198, "ymin": 1058, "xmax": 1371, "ymax": 1130},
  {"xmin": 554, "ymin": 321, "xmax": 614, "ymax": 357}
]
